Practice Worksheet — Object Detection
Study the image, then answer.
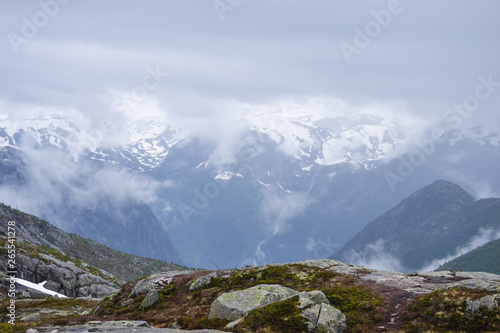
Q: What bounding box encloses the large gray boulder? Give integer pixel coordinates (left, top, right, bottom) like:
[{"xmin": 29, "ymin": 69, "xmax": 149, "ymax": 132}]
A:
[
  {"xmin": 209, "ymin": 284, "xmax": 347, "ymax": 333},
  {"xmin": 209, "ymin": 284, "xmax": 298, "ymax": 321},
  {"xmin": 140, "ymin": 289, "xmax": 160, "ymax": 310},
  {"xmin": 298, "ymin": 291, "xmax": 347, "ymax": 333},
  {"xmin": 466, "ymin": 294, "xmax": 500, "ymax": 314},
  {"xmin": 315, "ymin": 303, "xmax": 348, "ymax": 333},
  {"xmin": 187, "ymin": 272, "xmax": 218, "ymax": 291}
]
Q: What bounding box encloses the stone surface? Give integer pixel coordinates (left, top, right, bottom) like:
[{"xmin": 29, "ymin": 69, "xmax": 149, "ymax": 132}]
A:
[
  {"xmin": 315, "ymin": 304, "xmax": 348, "ymax": 333},
  {"xmin": 298, "ymin": 290, "xmax": 347, "ymax": 333},
  {"xmin": 209, "ymin": 284, "xmax": 347, "ymax": 332},
  {"xmin": 140, "ymin": 289, "xmax": 160, "ymax": 310},
  {"xmin": 187, "ymin": 272, "xmax": 217, "ymax": 291},
  {"xmin": 35, "ymin": 324, "xmax": 226, "ymax": 333},
  {"xmin": 6, "ymin": 253, "xmax": 120, "ymax": 299},
  {"xmin": 466, "ymin": 294, "xmax": 500, "ymax": 314},
  {"xmin": 208, "ymin": 284, "xmax": 298, "ymax": 321},
  {"xmin": 20, "ymin": 312, "xmax": 41, "ymax": 322},
  {"xmin": 130, "ymin": 271, "xmax": 193, "ymax": 299}
]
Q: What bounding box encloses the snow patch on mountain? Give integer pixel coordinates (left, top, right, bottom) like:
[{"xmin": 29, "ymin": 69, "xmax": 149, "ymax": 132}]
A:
[{"xmin": 215, "ymin": 170, "xmax": 244, "ymax": 181}]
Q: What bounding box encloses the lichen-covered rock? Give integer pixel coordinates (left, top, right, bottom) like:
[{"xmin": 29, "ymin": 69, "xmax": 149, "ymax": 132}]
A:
[
  {"xmin": 4, "ymin": 253, "xmax": 120, "ymax": 298},
  {"xmin": 298, "ymin": 291, "xmax": 347, "ymax": 333},
  {"xmin": 129, "ymin": 271, "xmax": 192, "ymax": 299},
  {"xmin": 209, "ymin": 284, "xmax": 298, "ymax": 321},
  {"xmin": 316, "ymin": 304, "xmax": 348, "ymax": 333},
  {"xmin": 209, "ymin": 284, "xmax": 347, "ymax": 332},
  {"xmin": 466, "ymin": 294, "xmax": 500, "ymax": 314},
  {"xmin": 140, "ymin": 289, "xmax": 160, "ymax": 310},
  {"xmin": 187, "ymin": 272, "xmax": 217, "ymax": 291},
  {"xmin": 20, "ymin": 312, "xmax": 41, "ymax": 322}
]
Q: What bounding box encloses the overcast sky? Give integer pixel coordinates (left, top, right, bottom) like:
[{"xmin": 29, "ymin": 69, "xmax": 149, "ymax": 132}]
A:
[{"xmin": 1, "ymin": 0, "xmax": 499, "ymax": 131}]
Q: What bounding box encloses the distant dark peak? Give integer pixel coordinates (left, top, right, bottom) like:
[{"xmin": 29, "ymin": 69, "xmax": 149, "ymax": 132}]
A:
[{"xmin": 408, "ymin": 179, "xmax": 475, "ymax": 203}]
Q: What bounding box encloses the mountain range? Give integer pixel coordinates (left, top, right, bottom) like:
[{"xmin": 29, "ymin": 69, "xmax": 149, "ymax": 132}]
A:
[
  {"xmin": 0, "ymin": 203, "xmax": 188, "ymax": 284},
  {"xmin": 333, "ymin": 179, "xmax": 500, "ymax": 272},
  {"xmin": 0, "ymin": 112, "xmax": 499, "ymax": 269}
]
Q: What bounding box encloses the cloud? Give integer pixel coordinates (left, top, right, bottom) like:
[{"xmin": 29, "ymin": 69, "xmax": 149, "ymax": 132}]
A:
[
  {"xmin": 242, "ymin": 189, "xmax": 314, "ymax": 266},
  {"xmin": 441, "ymin": 168, "xmax": 500, "ymax": 199},
  {"xmin": 0, "ymin": 133, "xmax": 172, "ymax": 225},
  {"xmin": 343, "ymin": 239, "xmax": 406, "ymax": 272},
  {"xmin": 1, "ymin": 1, "xmax": 499, "ymax": 127},
  {"xmin": 420, "ymin": 228, "xmax": 500, "ymax": 272},
  {"xmin": 1, "ymin": 0, "xmax": 499, "ymax": 171}
]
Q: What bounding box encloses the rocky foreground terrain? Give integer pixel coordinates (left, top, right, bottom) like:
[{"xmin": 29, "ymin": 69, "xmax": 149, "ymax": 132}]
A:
[{"xmin": 2, "ymin": 259, "xmax": 500, "ymax": 332}]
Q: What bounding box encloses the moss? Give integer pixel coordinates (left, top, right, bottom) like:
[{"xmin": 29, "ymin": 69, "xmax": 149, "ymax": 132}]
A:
[
  {"xmin": 200, "ymin": 264, "xmax": 331, "ymax": 293},
  {"xmin": 321, "ymin": 278, "xmax": 384, "ymax": 331},
  {"xmin": 0, "ymin": 298, "xmax": 98, "ymax": 332},
  {"xmin": 158, "ymin": 283, "xmax": 178, "ymax": 304},
  {"xmin": 239, "ymin": 295, "xmax": 309, "ymax": 333},
  {"xmin": 79, "ymin": 264, "xmax": 386, "ymax": 331},
  {"xmin": 403, "ymin": 287, "xmax": 500, "ymax": 332},
  {"xmin": 190, "ymin": 316, "xmax": 230, "ymax": 330},
  {"xmin": 0, "ymin": 323, "xmax": 14, "ymax": 333},
  {"xmin": 309, "ymin": 269, "xmax": 336, "ymax": 284}
]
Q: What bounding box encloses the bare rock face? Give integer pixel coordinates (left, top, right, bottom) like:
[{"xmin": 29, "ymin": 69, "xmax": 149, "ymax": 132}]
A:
[
  {"xmin": 140, "ymin": 289, "xmax": 160, "ymax": 310},
  {"xmin": 298, "ymin": 291, "xmax": 347, "ymax": 333},
  {"xmin": 187, "ymin": 272, "xmax": 218, "ymax": 291},
  {"xmin": 466, "ymin": 294, "xmax": 500, "ymax": 314},
  {"xmin": 33, "ymin": 321, "xmax": 226, "ymax": 332},
  {"xmin": 129, "ymin": 271, "xmax": 194, "ymax": 299},
  {"xmin": 3, "ymin": 253, "xmax": 119, "ymax": 298},
  {"xmin": 209, "ymin": 284, "xmax": 299, "ymax": 321},
  {"xmin": 209, "ymin": 284, "xmax": 347, "ymax": 333}
]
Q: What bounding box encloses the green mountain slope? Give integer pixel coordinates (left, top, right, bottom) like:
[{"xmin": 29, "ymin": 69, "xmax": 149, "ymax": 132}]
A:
[
  {"xmin": 438, "ymin": 238, "xmax": 500, "ymax": 274},
  {"xmin": 332, "ymin": 180, "xmax": 500, "ymax": 271},
  {"xmin": 0, "ymin": 203, "xmax": 191, "ymax": 282}
]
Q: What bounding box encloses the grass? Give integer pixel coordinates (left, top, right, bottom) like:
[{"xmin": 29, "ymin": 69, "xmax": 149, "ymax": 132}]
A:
[
  {"xmin": 403, "ymin": 287, "xmax": 500, "ymax": 333},
  {"xmin": 320, "ymin": 275, "xmax": 384, "ymax": 332},
  {"xmin": 0, "ymin": 298, "xmax": 98, "ymax": 332},
  {"xmin": 89, "ymin": 264, "xmax": 386, "ymax": 332},
  {"xmin": 239, "ymin": 295, "xmax": 309, "ymax": 333}
]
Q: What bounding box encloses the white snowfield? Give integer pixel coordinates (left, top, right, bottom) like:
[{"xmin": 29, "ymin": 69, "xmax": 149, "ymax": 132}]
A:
[{"xmin": 15, "ymin": 278, "xmax": 69, "ymax": 298}]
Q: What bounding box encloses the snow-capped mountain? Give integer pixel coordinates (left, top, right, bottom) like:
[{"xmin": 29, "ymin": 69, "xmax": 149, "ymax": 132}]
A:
[
  {"xmin": 1, "ymin": 111, "xmax": 499, "ymax": 269},
  {"xmin": 0, "ymin": 114, "xmax": 183, "ymax": 170},
  {"xmin": 0, "ymin": 111, "xmax": 406, "ymax": 173}
]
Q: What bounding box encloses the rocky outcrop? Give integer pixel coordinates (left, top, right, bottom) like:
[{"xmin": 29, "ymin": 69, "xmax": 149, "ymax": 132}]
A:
[
  {"xmin": 129, "ymin": 271, "xmax": 194, "ymax": 299},
  {"xmin": 33, "ymin": 321, "xmax": 226, "ymax": 332},
  {"xmin": 0, "ymin": 203, "xmax": 188, "ymax": 283},
  {"xmin": 186, "ymin": 272, "xmax": 218, "ymax": 291},
  {"xmin": 19, "ymin": 259, "xmax": 500, "ymax": 332},
  {"xmin": 303, "ymin": 259, "xmax": 500, "ymax": 294},
  {"xmin": 298, "ymin": 291, "xmax": 347, "ymax": 333},
  {"xmin": 2, "ymin": 252, "xmax": 118, "ymax": 298},
  {"xmin": 140, "ymin": 289, "xmax": 160, "ymax": 310},
  {"xmin": 209, "ymin": 284, "xmax": 299, "ymax": 321},
  {"xmin": 209, "ymin": 284, "xmax": 347, "ymax": 333},
  {"xmin": 466, "ymin": 294, "xmax": 500, "ymax": 314}
]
